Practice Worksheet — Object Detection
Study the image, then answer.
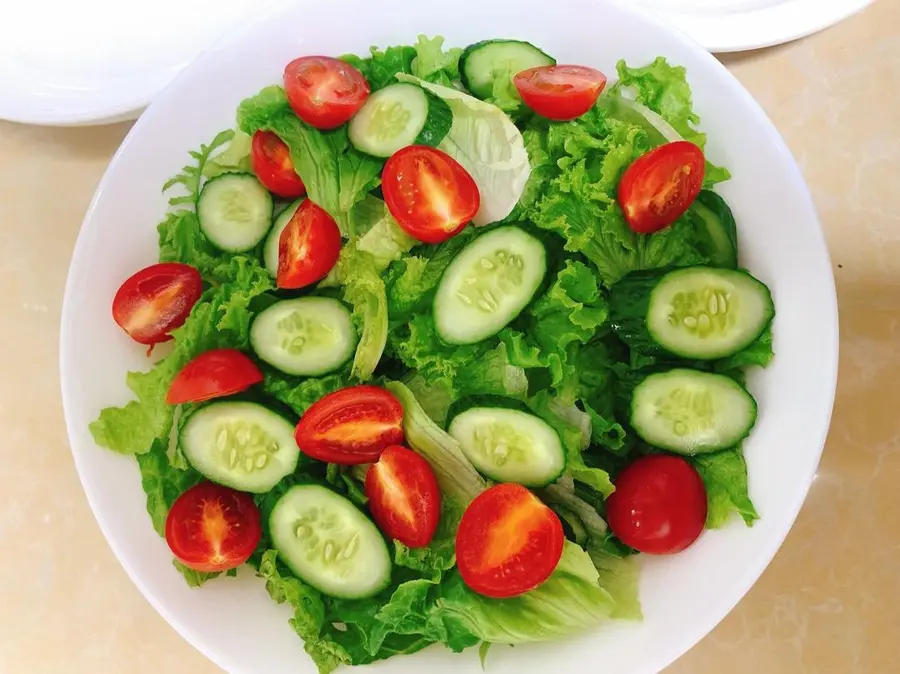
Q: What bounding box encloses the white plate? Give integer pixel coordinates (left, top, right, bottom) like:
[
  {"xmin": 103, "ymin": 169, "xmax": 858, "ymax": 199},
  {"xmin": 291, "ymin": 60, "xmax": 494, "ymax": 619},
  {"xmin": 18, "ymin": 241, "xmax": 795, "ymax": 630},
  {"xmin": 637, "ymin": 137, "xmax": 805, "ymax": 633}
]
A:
[
  {"xmin": 59, "ymin": 0, "xmax": 839, "ymax": 673},
  {"xmin": 636, "ymin": 0, "xmax": 874, "ymax": 53},
  {"xmin": 0, "ymin": 0, "xmax": 277, "ymax": 126}
]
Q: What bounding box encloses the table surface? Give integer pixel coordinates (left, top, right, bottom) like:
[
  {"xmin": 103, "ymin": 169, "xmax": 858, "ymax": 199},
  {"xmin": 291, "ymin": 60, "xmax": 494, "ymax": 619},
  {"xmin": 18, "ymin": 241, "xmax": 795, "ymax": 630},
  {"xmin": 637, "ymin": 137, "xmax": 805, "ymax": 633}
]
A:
[{"xmin": 1, "ymin": 3, "xmax": 898, "ymax": 672}]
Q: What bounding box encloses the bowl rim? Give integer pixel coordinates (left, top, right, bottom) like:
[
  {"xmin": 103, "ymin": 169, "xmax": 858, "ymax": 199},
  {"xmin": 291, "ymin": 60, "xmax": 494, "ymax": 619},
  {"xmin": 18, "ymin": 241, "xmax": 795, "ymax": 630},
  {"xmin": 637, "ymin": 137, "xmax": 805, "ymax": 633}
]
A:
[{"xmin": 59, "ymin": 0, "xmax": 839, "ymax": 671}]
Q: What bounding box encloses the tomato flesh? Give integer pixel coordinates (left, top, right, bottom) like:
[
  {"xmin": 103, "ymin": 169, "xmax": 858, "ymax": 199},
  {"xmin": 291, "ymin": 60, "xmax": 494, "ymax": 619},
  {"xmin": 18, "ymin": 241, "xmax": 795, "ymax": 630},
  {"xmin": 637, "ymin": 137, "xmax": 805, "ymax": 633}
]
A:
[
  {"xmin": 165, "ymin": 482, "xmax": 262, "ymax": 572},
  {"xmin": 166, "ymin": 348, "xmax": 263, "ymax": 405},
  {"xmin": 455, "ymin": 483, "xmax": 564, "ymax": 598},
  {"xmin": 382, "ymin": 145, "xmax": 480, "ymax": 244},
  {"xmin": 514, "ymin": 65, "xmax": 607, "ymax": 121},
  {"xmin": 294, "ymin": 385, "xmax": 404, "ymax": 465},
  {"xmin": 618, "ymin": 140, "xmax": 706, "ymax": 234},
  {"xmin": 250, "ymin": 131, "xmax": 306, "ymax": 199},
  {"xmin": 605, "ymin": 454, "xmax": 708, "ymax": 555},
  {"xmin": 284, "ymin": 56, "xmax": 370, "ymax": 130},
  {"xmin": 277, "ymin": 199, "xmax": 342, "ymax": 289},
  {"xmin": 365, "ymin": 445, "xmax": 441, "ymax": 548},
  {"xmin": 112, "ymin": 262, "xmax": 203, "ymax": 346}
]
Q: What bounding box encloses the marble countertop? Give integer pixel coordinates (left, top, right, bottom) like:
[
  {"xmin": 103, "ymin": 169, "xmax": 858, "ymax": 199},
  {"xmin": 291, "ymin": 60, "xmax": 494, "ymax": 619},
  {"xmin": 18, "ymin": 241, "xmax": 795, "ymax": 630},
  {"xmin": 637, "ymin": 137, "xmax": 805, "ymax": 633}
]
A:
[{"xmin": 1, "ymin": 2, "xmax": 897, "ymax": 672}]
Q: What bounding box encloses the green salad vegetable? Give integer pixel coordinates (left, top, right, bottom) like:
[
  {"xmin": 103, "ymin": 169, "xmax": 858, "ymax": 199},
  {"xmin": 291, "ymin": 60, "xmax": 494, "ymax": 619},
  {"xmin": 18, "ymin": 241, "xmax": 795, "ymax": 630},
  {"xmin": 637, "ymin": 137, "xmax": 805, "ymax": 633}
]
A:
[{"xmin": 90, "ymin": 34, "xmax": 774, "ymax": 673}]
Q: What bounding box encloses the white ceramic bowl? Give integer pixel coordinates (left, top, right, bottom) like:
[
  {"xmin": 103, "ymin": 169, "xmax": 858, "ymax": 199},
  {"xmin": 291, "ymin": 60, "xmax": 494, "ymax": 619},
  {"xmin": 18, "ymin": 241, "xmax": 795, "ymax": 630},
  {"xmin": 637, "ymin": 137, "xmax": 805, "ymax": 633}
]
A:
[{"xmin": 60, "ymin": 0, "xmax": 838, "ymax": 672}]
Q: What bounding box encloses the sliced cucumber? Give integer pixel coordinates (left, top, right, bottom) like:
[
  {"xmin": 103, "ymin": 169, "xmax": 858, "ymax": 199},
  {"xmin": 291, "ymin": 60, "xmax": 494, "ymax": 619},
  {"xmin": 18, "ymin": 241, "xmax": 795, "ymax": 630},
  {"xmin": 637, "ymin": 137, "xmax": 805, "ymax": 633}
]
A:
[
  {"xmin": 460, "ymin": 39, "xmax": 556, "ymax": 100},
  {"xmin": 269, "ymin": 484, "xmax": 392, "ymax": 599},
  {"xmin": 434, "ymin": 226, "xmax": 546, "ymax": 345},
  {"xmin": 690, "ymin": 190, "xmax": 738, "ymax": 269},
  {"xmin": 263, "ymin": 199, "xmax": 302, "ymax": 278},
  {"xmin": 630, "ymin": 369, "xmax": 758, "ymax": 454},
  {"xmin": 197, "ymin": 173, "xmax": 273, "ymax": 253},
  {"xmin": 348, "ymin": 83, "xmax": 452, "ymax": 158},
  {"xmin": 250, "ymin": 297, "xmax": 357, "ymax": 377},
  {"xmin": 646, "ymin": 267, "xmax": 773, "ymax": 360},
  {"xmin": 179, "ymin": 402, "xmax": 298, "ymax": 493},
  {"xmin": 448, "ymin": 407, "xmax": 565, "ymax": 487}
]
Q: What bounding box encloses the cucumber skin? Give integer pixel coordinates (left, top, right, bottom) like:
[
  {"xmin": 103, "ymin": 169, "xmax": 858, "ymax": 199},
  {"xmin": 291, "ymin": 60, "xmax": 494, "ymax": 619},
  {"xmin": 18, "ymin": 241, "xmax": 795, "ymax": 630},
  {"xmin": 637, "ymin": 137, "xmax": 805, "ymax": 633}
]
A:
[
  {"xmin": 627, "ymin": 368, "xmax": 759, "ymax": 455},
  {"xmin": 690, "ymin": 190, "xmax": 738, "ymax": 269},
  {"xmin": 609, "ymin": 266, "xmax": 774, "ymax": 363},
  {"xmin": 415, "ymin": 92, "xmax": 453, "ymax": 148},
  {"xmin": 459, "ymin": 39, "xmax": 556, "ymax": 98}
]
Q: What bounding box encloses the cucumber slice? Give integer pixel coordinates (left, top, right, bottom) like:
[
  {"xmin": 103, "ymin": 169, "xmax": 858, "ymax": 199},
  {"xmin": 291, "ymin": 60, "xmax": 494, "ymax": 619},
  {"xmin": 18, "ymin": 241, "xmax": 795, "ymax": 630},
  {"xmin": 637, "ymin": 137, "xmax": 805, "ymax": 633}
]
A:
[
  {"xmin": 434, "ymin": 226, "xmax": 546, "ymax": 345},
  {"xmin": 647, "ymin": 267, "xmax": 773, "ymax": 360},
  {"xmin": 448, "ymin": 407, "xmax": 565, "ymax": 487},
  {"xmin": 460, "ymin": 39, "xmax": 556, "ymax": 100},
  {"xmin": 269, "ymin": 484, "xmax": 392, "ymax": 599},
  {"xmin": 263, "ymin": 199, "xmax": 302, "ymax": 278},
  {"xmin": 348, "ymin": 83, "xmax": 452, "ymax": 158},
  {"xmin": 197, "ymin": 173, "xmax": 274, "ymax": 253},
  {"xmin": 250, "ymin": 297, "xmax": 357, "ymax": 377},
  {"xmin": 690, "ymin": 190, "xmax": 738, "ymax": 269},
  {"xmin": 629, "ymin": 369, "xmax": 758, "ymax": 454},
  {"xmin": 180, "ymin": 402, "xmax": 298, "ymax": 493}
]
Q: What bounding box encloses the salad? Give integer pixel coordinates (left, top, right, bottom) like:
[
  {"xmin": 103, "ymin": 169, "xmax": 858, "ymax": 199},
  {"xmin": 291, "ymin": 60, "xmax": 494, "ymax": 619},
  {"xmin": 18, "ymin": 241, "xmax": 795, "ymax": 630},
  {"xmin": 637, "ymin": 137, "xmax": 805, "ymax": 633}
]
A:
[{"xmin": 90, "ymin": 35, "xmax": 775, "ymax": 673}]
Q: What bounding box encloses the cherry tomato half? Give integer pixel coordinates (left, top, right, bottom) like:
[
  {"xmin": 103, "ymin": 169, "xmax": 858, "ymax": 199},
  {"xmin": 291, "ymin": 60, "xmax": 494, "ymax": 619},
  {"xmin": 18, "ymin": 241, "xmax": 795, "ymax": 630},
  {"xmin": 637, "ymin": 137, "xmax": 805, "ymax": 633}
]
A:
[
  {"xmin": 166, "ymin": 348, "xmax": 263, "ymax": 405},
  {"xmin": 277, "ymin": 199, "xmax": 342, "ymax": 289},
  {"xmin": 165, "ymin": 481, "xmax": 262, "ymax": 572},
  {"xmin": 283, "ymin": 56, "xmax": 370, "ymax": 130},
  {"xmin": 617, "ymin": 140, "xmax": 706, "ymax": 234},
  {"xmin": 605, "ymin": 454, "xmax": 708, "ymax": 555},
  {"xmin": 250, "ymin": 131, "xmax": 306, "ymax": 199},
  {"xmin": 382, "ymin": 145, "xmax": 480, "ymax": 244},
  {"xmin": 294, "ymin": 385, "xmax": 404, "ymax": 465},
  {"xmin": 514, "ymin": 65, "xmax": 607, "ymax": 121},
  {"xmin": 456, "ymin": 483, "xmax": 564, "ymax": 598},
  {"xmin": 365, "ymin": 445, "xmax": 441, "ymax": 548},
  {"xmin": 112, "ymin": 262, "xmax": 203, "ymax": 347}
]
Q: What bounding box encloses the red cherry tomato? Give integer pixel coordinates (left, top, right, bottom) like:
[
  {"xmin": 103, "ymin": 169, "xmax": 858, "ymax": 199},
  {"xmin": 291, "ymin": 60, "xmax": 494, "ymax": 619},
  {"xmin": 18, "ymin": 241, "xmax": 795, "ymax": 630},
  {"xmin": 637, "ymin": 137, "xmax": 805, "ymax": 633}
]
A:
[
  {"xmin": 250, "ymin": 131, "xmax": 306, "ymax": 199},
  {"xmin": 166, "ymin": 348, "xmax": 263, "ymax": 405},
  {"xmin": 605, "ymin": 454, "xmax": 708, "ymax": 555},
  {"xmin": 164, "ymin": 482, "xmax": 262, "ymax": 572},
  {"xmin": 514, "ymin": 65, "xmax": 607, "ymax": 121},
  {"xmin": 382, "ymin": 145, "xmax": 480, "ymax": 244},
  {"xmin": 112, "ymin": 262, "xmax": 203, "ymax": 347},
  {"xmin": 283, "ymin": 56, "xmax": 370, "ymax": 130},
  {"xmin": 617, "ymin": 140, "xmax": 706, "ymax": 234},
  {"xmin": 365, "ymin": 445, "xmax": 441, "ymax": 548},
  {"xmin": 294, "ymin": 385, "xmax": 404, "ymax": 465},
  {"xmin": 455, "ymin": 483, "xmax": 564, "ymax": 598},
  {"xmin": 277, "ymin": 199, "xmax": 342, "ymax": 289}
]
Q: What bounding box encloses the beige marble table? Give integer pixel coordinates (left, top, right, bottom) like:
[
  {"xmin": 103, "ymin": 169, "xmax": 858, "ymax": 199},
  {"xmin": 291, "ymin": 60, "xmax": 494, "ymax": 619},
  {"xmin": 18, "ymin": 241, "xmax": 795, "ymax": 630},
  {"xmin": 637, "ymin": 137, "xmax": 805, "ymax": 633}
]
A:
[{"xmin": 1, "ymin": 2, "xmax": 897, "ymax": 672}]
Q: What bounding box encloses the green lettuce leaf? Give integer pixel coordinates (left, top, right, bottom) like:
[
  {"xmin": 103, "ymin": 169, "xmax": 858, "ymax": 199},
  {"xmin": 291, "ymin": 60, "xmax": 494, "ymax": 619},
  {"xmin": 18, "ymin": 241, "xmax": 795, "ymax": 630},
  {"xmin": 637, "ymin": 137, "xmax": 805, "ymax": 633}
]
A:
[
  {"xmin": 692, "ymin": 447, "xmax": 759, "ymax": 528},
  {"xmin": 393, "ymin": 498, "xmax": 463, "ymax": 582},
  {"xmin": 411, "ymin": 35, "xmax": 463, "ymax": 86},
  {"xmin": 335, "ymin": 244, "xmax": 388, "ymax": 381},
  {"xmin": 340, "ymin": 45, "xmax": 417, "ymax": 91},
  {"xmin": 395, "ymin": 73, "xmax": 530, "ymax": 225},
  {"xmin": 353, "ymin": 200, "xmax": 417, "ymax": 269},
  {"xmin": 263, "ymin": 370, "xmax": 350, "ymax": 416},
  {"xmin": 162, "ymin": 129, "xmax": 235, "ymax": 207},
  {"xmin": 90, "ymin": 257, "xmax": 273, "ymax": 455},
  {"xmin": 236, "ymin": 86, "xmax": 381, "ymax": 222},
  {"xmin": 587, "ymin": 546, "xmax": 642, "ymax": 620},
  {"xmin": 202, "ymin": 129, "xmax": 252, "ymax": 179}
]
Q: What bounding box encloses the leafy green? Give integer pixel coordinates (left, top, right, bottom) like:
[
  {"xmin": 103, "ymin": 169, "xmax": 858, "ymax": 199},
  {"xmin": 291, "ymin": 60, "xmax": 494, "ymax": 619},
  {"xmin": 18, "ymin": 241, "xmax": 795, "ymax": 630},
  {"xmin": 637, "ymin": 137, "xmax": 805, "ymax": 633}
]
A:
[
  {"xmin": 393, "ymin": 498, "xmax": 463, "ymax": 582},
  {"xmin": 692, "ymin": 447, "xmax": 759, "ymax": 528},
  {"xmin": 411, "ymin": 35, "xmax": 463, "ymax": 86},
  {"xmin": 353, "ymin": 201, "xmax": 417, "ymax": 269},
  {"xmin": 162, "ymin": 129, "xmax": 235, "ymax": 206},
  {"xmin": 90, "ymin": 258, "xmax": 273, "ymax": 455},
  {"xmin": 395, "ymin": 74, "xmax": 530, "ymax": 225},
  {"xmin": 587, "ymin": 546, "xmax": 642, "ymax": 620},
  {"xmin": 340, "ymin": 45, "xmax": 417, "ymax": 91},
  {"xmin": 236, "ymin": 86, "xmax": 381, "ymax": 222},
  {"xmin": 202, "ymin": 129, "xmax": 253, "ymax": 179},
  {"xmin": 386, "ymin": 381, "xmax": 486, "ymax": 504},
  {"xmin": 335, "ymin": 244, "xmax": 388, "ymax": 381},
  {"xmin": 263, "ymin": 370, "xmax": 350, "ymax": 416}
]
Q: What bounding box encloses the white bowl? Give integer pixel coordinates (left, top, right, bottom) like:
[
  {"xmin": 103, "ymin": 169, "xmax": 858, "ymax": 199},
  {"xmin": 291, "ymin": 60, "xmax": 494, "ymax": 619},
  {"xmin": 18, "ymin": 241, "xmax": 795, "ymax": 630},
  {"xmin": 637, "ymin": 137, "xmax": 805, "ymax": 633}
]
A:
[{"xmin": 59, "ymin": 0, "xmax": 838, "ymax": 672}]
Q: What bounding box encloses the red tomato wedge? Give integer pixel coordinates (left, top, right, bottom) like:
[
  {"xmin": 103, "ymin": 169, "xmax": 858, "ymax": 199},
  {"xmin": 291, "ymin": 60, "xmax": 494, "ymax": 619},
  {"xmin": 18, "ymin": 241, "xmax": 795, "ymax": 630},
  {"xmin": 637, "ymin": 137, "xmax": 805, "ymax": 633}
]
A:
[
  {"xmin": 618, "ymin": 140, "xmax": 706, "ymax": 234},
  {"xmin": 294, "ymin": 385, "xmax": 404, "ymax": 465},
  {"xmin": 112, "ymin": 262, "xmax": 203, "ymax": 347},
  {"xmin": 283, "ymin": 56, "xmax": 370, "ymax": 130},
  {"xmin": 365, "ymin": 445, "xmax": 441, "ymax": 548},
  {"xmin": 165, "ymin": 482, "xmax": 262, "ymax": 572},
  {"xmin": 456, "ymin": 483, "xmax": 564, "ymax": 598},
  {"xmin": 605, "ymin": 454, "xmax": 707, "ymax": 555},
  {"xmin": 514, "ymin": 65, "xmax": 607, "ymax": 121},
  {"xmin": 166, "ymin": 348, "xmax": 264, "ymax": 405},
  {"xmin": 250, "ymin": 131, "xmax": 306, "ymax": 199},
  {"xmin": 277, "ymin": 199, "xmax": 342, "ymax": 289},
  {"xmin": 382, "ymin": 145, "xmax": 480, "ymax": 244}
]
